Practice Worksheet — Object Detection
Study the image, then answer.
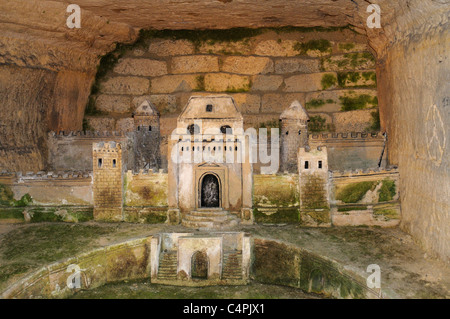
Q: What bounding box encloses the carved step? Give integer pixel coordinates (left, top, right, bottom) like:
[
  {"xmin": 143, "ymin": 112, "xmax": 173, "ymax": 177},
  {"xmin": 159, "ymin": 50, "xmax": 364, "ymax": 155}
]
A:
[
  {"xmin": 189, "ymin": 210, "xmax": 229, "ymax": 217},
  {"xmin": 182, "ymin": 209, "xmax": 240, "ymax": 229},
  {"xmin": 158, "ymin": 251, "xmax": 178, "ymax": 280},
  {"xmin": 222, "ymin": 251, "xmax": 243, "ymax": 279},
  {"xmin": 184, "ymin": 213, "xmax": 229, "ymax": 222}
]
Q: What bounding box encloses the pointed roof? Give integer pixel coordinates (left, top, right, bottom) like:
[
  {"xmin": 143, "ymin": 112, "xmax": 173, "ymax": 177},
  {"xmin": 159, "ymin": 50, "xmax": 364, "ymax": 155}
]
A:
[
  {"xmin": 280, "ymin": 100, "xmax": 309, "ymax": 121},
  {"xmin": 135, "ymin": 100, "xmax": 159, "ymax": 116}
]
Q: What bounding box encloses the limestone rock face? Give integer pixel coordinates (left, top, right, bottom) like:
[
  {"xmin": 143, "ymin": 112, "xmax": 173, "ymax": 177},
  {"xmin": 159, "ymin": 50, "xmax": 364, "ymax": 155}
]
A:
[
  {"xmin": 0, "ymin": 65, "xmax": 53, "ymax": 171},
  {"xmin": 114, "ymin": 59, "xmax": 168, "ymax": 77},
  {"xmin": 377, "ymin": 25, "xmax": 450, "ymax": 263}
]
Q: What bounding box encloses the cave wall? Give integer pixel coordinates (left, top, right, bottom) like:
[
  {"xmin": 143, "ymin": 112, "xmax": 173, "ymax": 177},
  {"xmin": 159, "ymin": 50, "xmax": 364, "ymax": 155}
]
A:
[
  {"xmin": 0, "ymin": 65, "xmax": 95, "ymax": 171},
  {"xmin": 378, "ymin": 24, "xmax": 449, "ymax": 262},
  {"xmin": 85, "ymin": 29, "xmax": 379, "ymax": 136},
  {"xmin": 0, "ymin": 65, "xmax": 55, "ymax": 171}
]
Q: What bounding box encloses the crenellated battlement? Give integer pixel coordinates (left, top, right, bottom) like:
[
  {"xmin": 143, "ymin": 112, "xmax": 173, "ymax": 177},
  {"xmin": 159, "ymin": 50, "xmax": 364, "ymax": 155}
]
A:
[
  {"xmin": 331, "ymin": 166, "xmax": 398, "ymax": 178},
  {"xmin": 49, "ymin": 131, "xmax": 126, "ymax": 138},
  {"xmin": 308, "ymin": 132, "xmax": 384, "ymax": 140},
  {"xmin": 92, "ymin": 141, "xmax": 122, "ymax": 153},
  {"xmin": 0, "ymin": 170, "xmax": 92, "ymax": 180},
  {"xmin": 127, "ymin": 169, "xmax": 167, "ymax": 176}
]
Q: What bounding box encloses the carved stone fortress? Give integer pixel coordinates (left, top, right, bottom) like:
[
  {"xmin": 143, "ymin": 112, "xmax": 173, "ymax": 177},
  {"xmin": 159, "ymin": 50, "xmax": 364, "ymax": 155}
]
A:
[
  {"xmin": 0, "ymin": 94, "xmax": 399, "ymax": 228},
  {"xmin": 87, "ymin": 94, "xmax": 398, "ymax": 228}
]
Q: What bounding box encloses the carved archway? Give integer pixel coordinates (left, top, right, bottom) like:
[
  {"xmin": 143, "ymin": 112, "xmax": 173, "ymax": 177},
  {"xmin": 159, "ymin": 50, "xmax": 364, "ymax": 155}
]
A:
[
  {"xmin": 199, "ymin": 173, "xmax": 221, "ymax": 208},
  {"xmin": 191, "ymin": 251, "xmax": 208, "ymax": 279}
]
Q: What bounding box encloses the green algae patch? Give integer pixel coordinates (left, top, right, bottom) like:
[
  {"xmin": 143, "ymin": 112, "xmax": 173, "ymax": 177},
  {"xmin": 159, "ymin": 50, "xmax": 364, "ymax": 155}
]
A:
[
  {"xmin": 339, "ymin": 94, "xmax": 378, "ymax": 111},
  {"xmin": 253, "ymin": 208, "xmax": 299, "ymax": 224},
  {"xmin": 336, "ymin": 181, "xmax": 378, "ymax": 203},
  {"xmin": 308, "ymin": 115, "xmax": 327, "ymax": 132},
  {"xmin": 337, "ymin": 71, "xmax": 376, "ymax": 88},
  {"xmin": 373, "ymin": 208, "xmax": 399, "ymax": 220},
  {"xmin": 300, "ymin": 210, "xmax": 331, "ymax": 226},
  {"xmin": 124, "ymin": 207, "xmax": 167, "ymax": 224},
  {"xmin": 253, "ymin": 175, "xmax": 299, "ymax": 207},
  {"xmin": 378, "ymin": 179, "xmax": 396, "ymax": 202},
  {"xmin": 368, "ymin": 109, "xmax": 381, "ymax": 131},
  {"xmin": 0, "ymin": 184, "xmax": 32, "ymax": 207},
  {"xmin": 305, "ymin": 99, "xmax": 335, "ymax": 109},
  {"xmin": 0, "ymin": 184, "xmax": 14, "ymax": 206},
  {"xmin": 322, "ymin": 52, "xmax": 375, "ymax": 71},
  {"xmin": 294, "ymin": 39, "xmax": 332, "ymax": 55},
  {"xmin": 0, "ymin": 224, "xmax": 113, "ymax": 263},
  {"xmin": 345, "ymin": 52, "xmax": 375, "ymax": 68},
  {"xmin": 0, "ymin": 207, "xmax": 25, "ymax": 223},
  {"xmin": 252, "ymin": 238, "xmax": 301, "ymax": 287},
  {"xmin": 300, "ymin": 175, "xmax": 329, "ymax": 210},
  {"xmin": 69, "ymin": 279, "xmax": 321, "ymax": 299},
  {"xmin": 300, "ymin": 250, "xmax": 366, "ymax": 298},
  {"xmin": 125, "ymin": 174, "xmax": 168, "ymax": 207},
  {"xmin": 140, "ymin": 209, "xmax": 167, "ymax": 224},
  {"xmin": 339, "ymin": 43, "xmax": 355, "ymax": 51},
  {"xmin": 321, "ymin": 73, "xmax": 337, "ymax": 90}
]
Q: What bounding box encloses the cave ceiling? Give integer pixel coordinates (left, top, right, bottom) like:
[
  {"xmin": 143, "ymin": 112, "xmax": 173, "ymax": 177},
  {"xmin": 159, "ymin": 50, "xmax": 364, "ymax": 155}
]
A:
[{"xmin": 0, "ymin": 0, "xmax": 447, "ymax": 72}]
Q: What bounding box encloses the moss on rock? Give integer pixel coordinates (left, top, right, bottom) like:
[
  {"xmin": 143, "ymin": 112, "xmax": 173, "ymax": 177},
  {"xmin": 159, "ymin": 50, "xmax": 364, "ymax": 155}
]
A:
[
  {"xmin": 378, "ymin": 179, "xmax": 396, "ymax": 202},
  {"xmin": 294, "ymin": 39, "xmax": 332, "ymax": 55},
  {"xmin": 253, "ymin": 208, "xmax": 300, "ymax": 224},
  {"xmin": 336, "ymin": 181, "xmax": 378, "ymax": 203},
  {"xmin": 321, "ymin": 73, "xmax": 337, "ymax": 90}
]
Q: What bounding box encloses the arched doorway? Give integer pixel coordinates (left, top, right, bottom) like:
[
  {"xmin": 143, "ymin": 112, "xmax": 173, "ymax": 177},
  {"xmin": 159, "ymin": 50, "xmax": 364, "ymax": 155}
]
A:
[
  {"xmin": 200, "ymin": 174, "xmax": 220, "ymax": 208},
  {"xmin": 191, "ymin": 251, "xmax": 208, "ymax": 279}
]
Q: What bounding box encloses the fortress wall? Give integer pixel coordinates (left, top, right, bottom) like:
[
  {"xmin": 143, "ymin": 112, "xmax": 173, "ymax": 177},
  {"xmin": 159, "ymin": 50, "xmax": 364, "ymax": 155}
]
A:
[
  {"xmin": 0, "ymin": 171, "xmax": 93, "ymax": 206},
  {"xmin": 47, "ymin": 131, "xmax": 129, "ymax": 171}
]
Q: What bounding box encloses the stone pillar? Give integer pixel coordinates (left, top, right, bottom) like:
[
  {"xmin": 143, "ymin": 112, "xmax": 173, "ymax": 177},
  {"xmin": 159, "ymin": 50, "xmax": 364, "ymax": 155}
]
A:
[
  {"xmin": 167, "ymin": 138, "xmax": 181, "ymax": 224},
  {"xmin": 241, "ymin": 136, "xmax": 254, "ymax": 224}
]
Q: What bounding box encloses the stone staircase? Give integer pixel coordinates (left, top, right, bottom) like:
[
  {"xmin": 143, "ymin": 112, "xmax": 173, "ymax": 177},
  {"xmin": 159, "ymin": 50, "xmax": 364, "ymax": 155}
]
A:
[
  {"xmin": 157, "ymin": 251, "xmax": 178, "ymax": 280},
  {"xmin": 222, "ymin": 250, "xmax": 243, "ymax": 280},
  {"xmin": 181, "ymin": 208, "xmax": 240, "ymax": 229}
]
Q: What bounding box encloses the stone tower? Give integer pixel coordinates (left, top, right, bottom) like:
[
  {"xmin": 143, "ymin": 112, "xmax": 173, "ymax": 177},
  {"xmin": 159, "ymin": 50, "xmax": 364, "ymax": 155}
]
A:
[
  {"xmin": 92, "ymin": 141, "xmax": 123, "ymax": 221},
  {"xmin": 298, "ymin": 145, "xmax": 331, "ymax": 227},
  {"xmin": 280, "ymin": 100, "xmax": 309, "ymax": 173},
  {"xmin": 132, "ymin": 100, "xmax": 161, "ymax": 170}
]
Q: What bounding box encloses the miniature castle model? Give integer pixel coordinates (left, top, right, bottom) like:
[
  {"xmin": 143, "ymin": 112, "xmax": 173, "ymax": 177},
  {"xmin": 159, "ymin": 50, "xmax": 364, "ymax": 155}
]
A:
[
  {"xmin": 167, "ymin": 96, "xmax": 253, "ymax": 228},
  {"xmin": 0, "ymin": 94, "xmax": 399, "ymax": 230}
]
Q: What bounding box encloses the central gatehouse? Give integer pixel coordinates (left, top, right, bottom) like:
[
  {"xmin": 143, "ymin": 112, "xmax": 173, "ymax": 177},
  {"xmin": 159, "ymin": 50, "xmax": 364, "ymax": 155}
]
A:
[{"xmin": 167, "ymin": 96, "xmax": 254, "ymax": 227}]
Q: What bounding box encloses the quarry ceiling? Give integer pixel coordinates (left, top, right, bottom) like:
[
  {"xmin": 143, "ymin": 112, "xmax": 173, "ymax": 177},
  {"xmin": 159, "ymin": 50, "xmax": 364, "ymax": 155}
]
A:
[{"xmin": 0, "ymin": 0, "xmax": 448, "ymax": 72}]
